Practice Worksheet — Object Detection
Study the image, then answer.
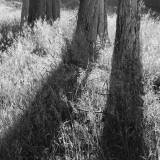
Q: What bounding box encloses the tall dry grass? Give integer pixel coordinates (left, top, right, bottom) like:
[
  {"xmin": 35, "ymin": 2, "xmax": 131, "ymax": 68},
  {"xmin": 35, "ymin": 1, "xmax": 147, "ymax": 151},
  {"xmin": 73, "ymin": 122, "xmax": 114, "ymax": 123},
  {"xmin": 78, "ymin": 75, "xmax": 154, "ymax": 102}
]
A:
[{"xmin": 0, "ymin": 3, "xmax": 160, "ymax": 159}]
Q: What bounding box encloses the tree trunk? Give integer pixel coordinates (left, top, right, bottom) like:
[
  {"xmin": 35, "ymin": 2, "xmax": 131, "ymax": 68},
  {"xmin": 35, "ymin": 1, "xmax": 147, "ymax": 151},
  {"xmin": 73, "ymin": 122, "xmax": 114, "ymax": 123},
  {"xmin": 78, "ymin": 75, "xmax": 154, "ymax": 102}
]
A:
[
  {"xmin": 20, "ymin": 0, "xmax": 30, "ymax": 27},
  {"xmin": 102, "ymin": 0, "xmax": 153, "ymax": 159},
  {"xmin": 73, "ymin": 0, "xmax": 109, "ymax": 67},
  {"xmin": 27, "ymin": 0, "xmax": 60, "ymax": 25},
  {"xmin": 76, "ymin": 0, "xmax": 108, "ymax": 44}
]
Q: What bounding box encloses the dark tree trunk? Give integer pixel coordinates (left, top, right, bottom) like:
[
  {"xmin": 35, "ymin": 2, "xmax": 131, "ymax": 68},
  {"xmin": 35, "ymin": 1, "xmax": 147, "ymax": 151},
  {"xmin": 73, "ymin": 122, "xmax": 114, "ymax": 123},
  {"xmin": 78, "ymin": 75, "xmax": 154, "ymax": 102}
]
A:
[
  {"xmin": 20, "ymin": 0, "xmax": 30, "ymax": 27},
  {"xmin": 76, "ymin": 0, "xmax": 108, "ymax": 44},
  {"xmin": 74, "ymin": 0, "xmax": 109, "ymax": 67},
  {"xmin": 27, "ymin": 0, "xmax": 60, "ymax": 25},
  {"xmin": 102, "ymin": 0, "xmax": 154, "ymax": 159}
]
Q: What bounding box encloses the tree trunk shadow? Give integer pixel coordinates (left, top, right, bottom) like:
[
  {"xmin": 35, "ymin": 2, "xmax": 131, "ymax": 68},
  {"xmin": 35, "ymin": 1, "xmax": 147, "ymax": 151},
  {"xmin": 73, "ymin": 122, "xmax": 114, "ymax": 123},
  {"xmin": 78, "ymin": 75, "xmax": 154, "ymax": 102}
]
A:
[{"xmin": 0, "ymin": 32, "xmax": 102, "ymax": 159}]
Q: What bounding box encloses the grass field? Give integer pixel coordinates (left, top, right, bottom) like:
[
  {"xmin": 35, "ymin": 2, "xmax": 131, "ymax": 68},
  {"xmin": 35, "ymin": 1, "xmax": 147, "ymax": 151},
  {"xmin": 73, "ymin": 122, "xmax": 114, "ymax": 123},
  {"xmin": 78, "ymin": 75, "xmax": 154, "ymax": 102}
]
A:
[{"xmin": 0, "ymin": 1, "xmax": 160, "ymax": 159}]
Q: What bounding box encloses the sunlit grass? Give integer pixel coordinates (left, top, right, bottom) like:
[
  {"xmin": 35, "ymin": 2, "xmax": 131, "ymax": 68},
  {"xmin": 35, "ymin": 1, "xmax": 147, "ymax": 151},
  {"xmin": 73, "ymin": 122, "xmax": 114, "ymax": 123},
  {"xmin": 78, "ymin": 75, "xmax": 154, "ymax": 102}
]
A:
[{"xmin": 0, "ymin": 2, "xmax": 160, "ymax": 159}]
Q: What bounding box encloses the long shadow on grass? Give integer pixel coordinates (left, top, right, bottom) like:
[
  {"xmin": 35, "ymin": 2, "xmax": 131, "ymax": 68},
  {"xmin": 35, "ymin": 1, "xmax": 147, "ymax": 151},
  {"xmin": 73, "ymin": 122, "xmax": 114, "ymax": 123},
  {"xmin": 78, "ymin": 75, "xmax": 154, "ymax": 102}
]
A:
[{"xmin": 0, "ymin": 33, "xmax": 101, "ymax": 159}]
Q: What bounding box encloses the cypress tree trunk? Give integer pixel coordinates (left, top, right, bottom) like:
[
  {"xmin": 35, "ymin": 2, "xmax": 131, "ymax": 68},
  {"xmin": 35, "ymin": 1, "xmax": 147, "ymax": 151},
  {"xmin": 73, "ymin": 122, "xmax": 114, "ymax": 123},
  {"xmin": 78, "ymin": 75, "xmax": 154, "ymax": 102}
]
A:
[
  {"xmin": 76, "ymin": 0, "xmax": 108, "ymax": 43},
  {"xmin": 27, "ymin": 0, "xmax": 60, "ymax": 25},
  {"xmin": 102, "ymin": 0, "xmax": 153, "ymax": 159},
  {"xmin": 20, "ymin": 0, "xmax": 30, "ymax": 27},
  {"xmin": 74, "ymin": 0, "xmax": 109, "ymax": 67}
]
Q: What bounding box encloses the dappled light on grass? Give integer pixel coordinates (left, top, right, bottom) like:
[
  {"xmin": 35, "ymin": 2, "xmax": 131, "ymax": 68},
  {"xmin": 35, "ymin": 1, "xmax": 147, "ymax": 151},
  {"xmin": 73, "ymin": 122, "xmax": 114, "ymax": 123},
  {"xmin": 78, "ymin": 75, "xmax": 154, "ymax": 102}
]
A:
[
  {"xmin": 0, "ymin": 9, "xmax": 72, "ymax": 137},
  {"xmin": 0, "ymin": 7, "xmax": 111, "ymax": 159},
  {"xmin": 0, "ymin": 20, "xmax": 64, "ymax": 138},
  {"xmin": 1, "ymin": 3, "xmax": 160, "ymax": 159}
]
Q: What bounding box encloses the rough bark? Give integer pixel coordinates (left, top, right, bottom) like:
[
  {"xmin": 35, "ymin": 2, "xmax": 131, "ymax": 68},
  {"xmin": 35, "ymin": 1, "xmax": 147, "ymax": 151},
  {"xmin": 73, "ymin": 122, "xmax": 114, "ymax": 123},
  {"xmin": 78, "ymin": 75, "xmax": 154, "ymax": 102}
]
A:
[
  {"xmin": 74, "ymin": 0, "xmax": 109, "ymax": 67},
  {"xmin": 20, "ymin": 0, "xmax": 30, "ymax": 27},
  {"xmin": 27, "ymin": 0, "xmax": 60, "ymax": 25},
  {"xmin": 76, "ymin": 0, "xmax": 108, "ymax": 44},
  {"xmin": 102, "ymin": 0, "xmax": 153, "ymax": 159}
]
